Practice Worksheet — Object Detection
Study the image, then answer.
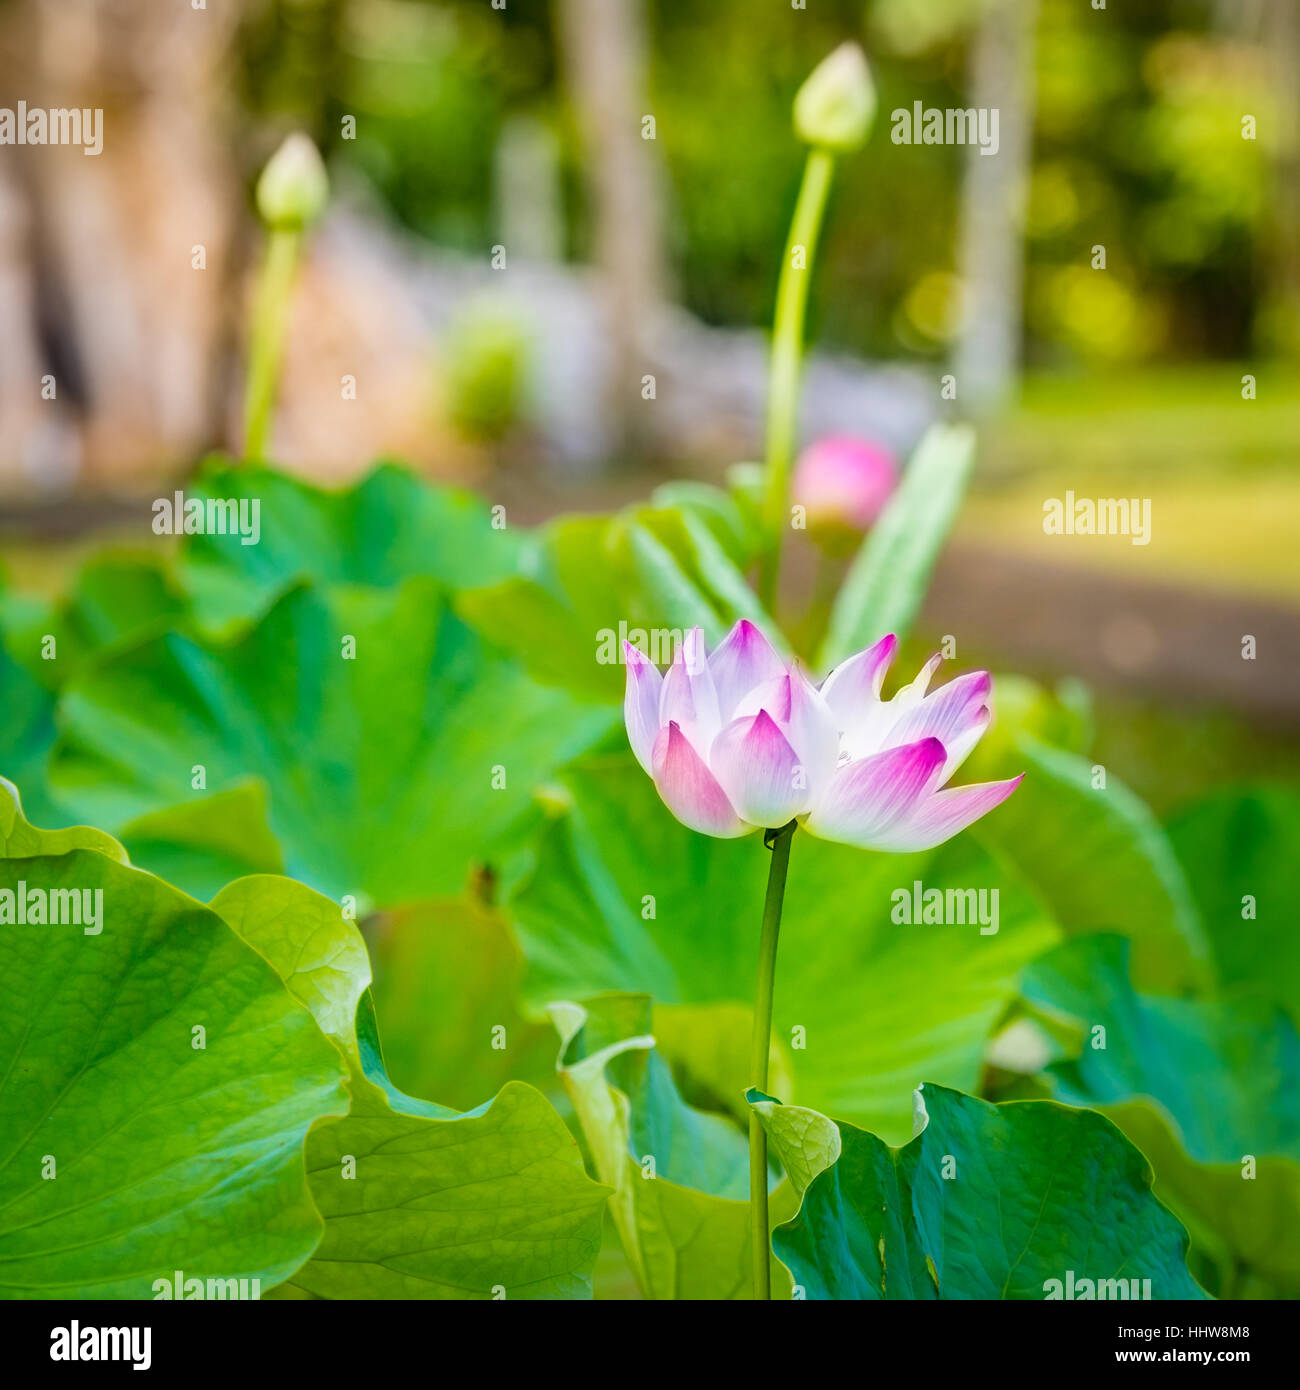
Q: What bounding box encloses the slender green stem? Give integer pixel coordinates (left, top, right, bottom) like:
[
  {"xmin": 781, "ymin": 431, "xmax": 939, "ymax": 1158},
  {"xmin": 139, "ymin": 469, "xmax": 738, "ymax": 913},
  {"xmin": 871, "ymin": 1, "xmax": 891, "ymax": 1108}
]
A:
[
  {"xmin": 759, "ymin": 148, "xmax": 836, "ymax": 611},
  {"xmin": 749, "ymin": 818, "xmax": 796, "ymax": 1300},
  {"xmin": 242, "ymin": 225, "xmax": 302, "ymax": 462}
]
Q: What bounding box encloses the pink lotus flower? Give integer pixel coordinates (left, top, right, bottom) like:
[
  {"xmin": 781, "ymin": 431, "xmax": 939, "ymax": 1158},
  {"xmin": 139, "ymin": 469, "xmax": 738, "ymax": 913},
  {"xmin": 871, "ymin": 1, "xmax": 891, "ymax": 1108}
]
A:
[
  {"xmin": 792, "ymin": 434, "xmax": 897, "ymax": 531},
  {"xmin": 624, "ymin": 620, "xmax": 1021, "ymax": 849}
]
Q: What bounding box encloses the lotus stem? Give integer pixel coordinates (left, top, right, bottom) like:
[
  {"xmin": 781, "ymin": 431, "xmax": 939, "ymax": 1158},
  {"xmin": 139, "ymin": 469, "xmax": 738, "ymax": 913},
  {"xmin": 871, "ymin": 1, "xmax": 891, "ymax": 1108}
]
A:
[
  {"xmin": 242, "ymin": 225, "xmax": 301, "ymax": 462},
  {"xmin": 749, "ymin": 817, "xmax": 796, "ymax": 1299},
  {"xmin": 758, "ymin": 148, "xmax": 835, "ymax": 610}
]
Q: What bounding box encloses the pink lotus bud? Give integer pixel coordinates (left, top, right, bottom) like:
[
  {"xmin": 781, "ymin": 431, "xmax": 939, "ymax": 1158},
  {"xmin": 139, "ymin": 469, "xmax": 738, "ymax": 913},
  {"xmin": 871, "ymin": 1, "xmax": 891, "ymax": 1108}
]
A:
[
  {"xmin": 792, "ymin": 434, "xmax": 898, "ymax": 533},
  {"xmin": 623, "ymin": 620, "xmax": 1021, "ymax": 847}
]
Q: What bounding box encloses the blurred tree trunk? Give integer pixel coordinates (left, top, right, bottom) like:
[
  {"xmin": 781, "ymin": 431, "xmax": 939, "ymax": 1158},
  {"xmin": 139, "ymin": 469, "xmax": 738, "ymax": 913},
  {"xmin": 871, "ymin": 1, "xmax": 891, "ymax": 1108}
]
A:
[
  {"xmin": 953, "ymin": 0, "xmax": 1038, "ymax": 416},
  {"xmin": 495, "ymin": 114, "xmax": 565, "ymax": 266},
  {"xmin": 0, "ymin": 158, "xmax": 66, "ymax": 493},
  {"xmin": 555, "ymin": 0, "xmax": 668, "ymax": 466},
  {"xmin": 1261, "ymin": 0, "xmax": 1300, "ymax": 351},
  {"xmin": 0, "ymin": 0, "xmax": 244, "ymax": 497},
  {"xmin": 1213, "ymin": 0, "xmax": 1300, "ymax": 352}
]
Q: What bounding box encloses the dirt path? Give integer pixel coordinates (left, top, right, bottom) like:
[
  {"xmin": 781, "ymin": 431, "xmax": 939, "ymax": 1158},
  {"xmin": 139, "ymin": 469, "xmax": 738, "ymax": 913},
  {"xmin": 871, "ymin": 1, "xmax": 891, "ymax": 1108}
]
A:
[{"xmin": 926, "ymin": 542, "xmax": 1300, "ymax": 728}]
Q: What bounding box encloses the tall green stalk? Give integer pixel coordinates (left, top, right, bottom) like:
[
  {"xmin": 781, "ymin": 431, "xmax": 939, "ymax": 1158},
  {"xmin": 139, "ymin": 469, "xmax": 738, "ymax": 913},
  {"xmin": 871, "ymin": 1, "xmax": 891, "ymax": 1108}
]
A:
[
  {"xmin": 758, "ymin": 149, "xmax": 835, "ymax": 611},
  {"xmin": 242, "ymin": 132, "xmax": 328, "ymax": 463},
  {"xmin": 749, "ymin": 819, "xmax": 796, "ymax": 1299},
  {"xmin": 242, "ymin": 226, "xmax": 302, "ymax": 462}
]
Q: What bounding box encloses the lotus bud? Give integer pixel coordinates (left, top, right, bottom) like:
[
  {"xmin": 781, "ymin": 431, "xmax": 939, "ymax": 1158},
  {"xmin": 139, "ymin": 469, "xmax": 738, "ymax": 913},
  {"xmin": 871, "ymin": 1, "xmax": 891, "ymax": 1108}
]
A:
[
  {"xmin": 793, "ymin": 42, "xmax": 876, "ymax": 152},
  {"xmin": 793, "ymin": 434, "xmax": 898, "ymax": 534},
  {"xmin": 256, "ymin": 133, "xmax": 329, "ymax": 230}
]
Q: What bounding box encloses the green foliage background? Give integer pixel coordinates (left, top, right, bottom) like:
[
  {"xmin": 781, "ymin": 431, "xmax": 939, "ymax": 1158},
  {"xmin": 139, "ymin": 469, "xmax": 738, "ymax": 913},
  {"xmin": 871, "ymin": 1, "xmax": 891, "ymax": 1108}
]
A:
[
  {"xmin": 2, "ymin": 458, "xmax": 1295, "ymax": 1300},
  {"xmin": 1, "ymin": 0, "xmax": 1296, "ymax": 1306},
  {"xmin": 242, "ymin": 0, "xmax": 1293, "ymax": 365}
]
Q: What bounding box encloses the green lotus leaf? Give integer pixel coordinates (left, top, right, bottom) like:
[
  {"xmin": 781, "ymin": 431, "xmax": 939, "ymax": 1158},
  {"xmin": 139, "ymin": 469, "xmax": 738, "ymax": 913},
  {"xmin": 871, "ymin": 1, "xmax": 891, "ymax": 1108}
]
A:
[
  {"xmin": 182, "ymin": 460, "xmax": 523, "ymax": 632},
  {"xmin": 455, "ymin": 518, "xmax": 620, "ymax": 702},
  {"xmin": 1, "ymin": 551, "xmax": 187, "ymax": 693},
  {"xmin": 616, "ymin": 507, "xmax": 779, "ymax": 648},
  {"xmin": 365, "ymin": 896, "xmax": 555, "ymax": 1109},
  {"xmin": 458, "ymin": 498, "xmax": 776, "ymax": 703},
  {"xmin": 211, "ymin": 875, "xmax": 609, "ymax": 1299},
  {"xmin": 647, "ymin": 479, "xmax": 763, "ymax": 566},
  {"xmin": 651, "ymin": 1000, "xmax": 794, "ymax": 1130},
  {"xmin": 745, "ymin": 1090, "xmax": 841, "ymax": 1198},
  {"xmin": 963, "ymin": 673, "xmax": 1094, "ymax": 764},
  {"xmin": 753, "ymin": 1082, "xmax": 1206, "ymax": 1300},
  {"xmin": 117, "ymin": 782, "xmax": 285, "ymax": 902},
  {"xmin": 49, "ymin": 577, "xmax": 615, "ymax": 905},
  {"xmin": 970, "ymin": 735, "xmax": 1211, "ymax": 992},
  {"xmin": 0, "ymin": 776, "xmax": 125, "ymax": 862},
  {"xmin": 0, "ymin": 785, "xmax": 349, "ymax": 1298},
  {"xmin": 510, "ymin": 754, "xmax": 1058, "ymax": 1143},
  {"xmin": 0, "ymin": 555, "xmax": 190, "ymax": 828},
  {"xmin": 1022, "ymin": 933, "xmax": 1300, "ymax": 1297},
  {"xmin": 0, "ymin": 623, "xmax": 59, "ymax": 827},
  {"xmin": 1167, "ymin": 784, "xmax": 1300, "ymax": 1024},
  {"xmin": 550, "ymin": 994, "xmax": 795, "ymax": 1300}
]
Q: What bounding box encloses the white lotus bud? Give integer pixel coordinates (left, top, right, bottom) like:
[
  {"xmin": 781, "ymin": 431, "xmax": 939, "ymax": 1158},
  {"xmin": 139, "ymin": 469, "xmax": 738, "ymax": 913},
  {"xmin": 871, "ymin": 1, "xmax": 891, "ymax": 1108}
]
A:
[
  {"xmin": 256, "ymin": 133, "xmax": 329, "ymax": 230},
  {"xmin": 793, "ymin": 43, "xmax": 876, "ymax": 153}
]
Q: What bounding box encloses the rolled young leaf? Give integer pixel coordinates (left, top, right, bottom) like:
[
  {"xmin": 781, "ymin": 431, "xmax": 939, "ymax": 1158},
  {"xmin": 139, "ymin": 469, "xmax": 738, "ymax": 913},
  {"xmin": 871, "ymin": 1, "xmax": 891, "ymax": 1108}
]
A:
[{"xmin": 549, "ymin": 994, "xmax": 796, "ymax": 1300}]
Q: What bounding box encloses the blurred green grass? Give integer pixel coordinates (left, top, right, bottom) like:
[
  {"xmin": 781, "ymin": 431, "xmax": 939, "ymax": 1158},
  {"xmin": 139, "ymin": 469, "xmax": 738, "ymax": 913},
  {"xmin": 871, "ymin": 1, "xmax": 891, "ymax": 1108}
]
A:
[
  {"xmin": 992, "ymin": 367, "xmax": 1300, "ymax": 476},
  {"xmin": 964, "ymin": 367, "xmax": 1300, "ymax": 604}
]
